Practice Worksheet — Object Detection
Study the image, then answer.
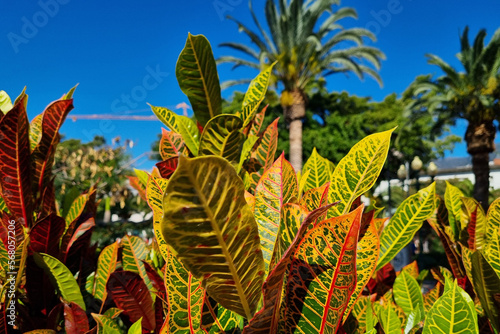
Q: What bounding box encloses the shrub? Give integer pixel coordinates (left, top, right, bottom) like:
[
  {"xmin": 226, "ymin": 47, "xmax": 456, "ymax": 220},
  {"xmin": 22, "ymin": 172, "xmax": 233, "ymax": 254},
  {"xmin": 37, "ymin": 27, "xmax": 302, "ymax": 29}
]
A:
[{"xmin": 1, "ymin": 34, "xmax": 499, "ymax": 333}]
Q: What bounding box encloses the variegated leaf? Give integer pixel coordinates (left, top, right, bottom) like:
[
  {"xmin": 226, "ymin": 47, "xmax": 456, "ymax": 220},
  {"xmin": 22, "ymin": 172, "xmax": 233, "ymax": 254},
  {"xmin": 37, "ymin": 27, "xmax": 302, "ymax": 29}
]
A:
[
  {"xmin": 402, "ymin": 261, "xmax": 419, "ymax": 279},
  {"xmin": 238, "ymin": 135, "xmax": 259, "ymax": 173},
  {"xmin": 444, "ymin": 181, "xmax": 464, "ymax": 241},
  {"xmin": 270, "ymin": 203, "xmax": 308, "ymax": 271},
  {"xmin": 150, "ymin": 105, "xmax": 200, "ymax": 155},
  {"xmin": 93, "ymin": 241, "xmax": 119, "ymax": 302},
  {"xmin": 146, "ymin": 174, "xmax": 170, "ymax": 261},
  {"xmin": 242, "ymin": 62, "xmax": 275, "ymax": 110},
  {"xmin": 377, "ymin": 302, "xmax": 402, "ymax": 334},
  {"xmin": 121, "ymin": 235, "xmax": 153, "ymax": 296},
  {"xmin": 64, "ymin": 193, "xmax": 88, "ymax": 227},
  {"xmin": 299, "ymin": 183, "xmax": 329, "ymax": 212},
  {"xmin": 423, "ymin": 280, "xmax": 478, "ymax": 334},
  {"xmin": 377, "ymin": 183, "xmax": 436, "ymax": 271},
  {"xmin": 393, "ymin": 270, "xmax": 424, "ymax": 317},
  {"xmin": 250, "ymin": 118, "xmax": 279, "ymax": 173},
  {"xmin": 423, "ymin": 282, "xmax": 442, "ymax": 313},
  {"xmin": 199, "ymin": 114, "xmax": 244, "ymax": 164},
  {"xmin": 487, "ymin": 198, "xmax": 500, "ymax": 239},
  {"xmin": 159, "ymin": 127, "xmax": 187, "ymax": 160},
  {"xmin": 344, "ymin": 218, "xmax": 380, "ymax": 322},
  {"xmin": 278, "ymin": 205, "xmax": 363, "ymax": 333},
  {"xmin": 29, "ymin": 113, "xmax": 43, "ymax": 152},
  {"xmin": 427, "ymin": 195, "xmax": 465, "ymax": 279},
  {"xmin": 461, "ymin": 197, "xmax": 486, "ymax": 250},
  {"xmin": 470, "ymin": 251, "xmax": 500, "ymax": 333},
  {"xmin": 343, "ymin": 296, "xmax": 377, "ymax": 334},
  {"xmin": 253, "ymin": 153, "xmax": 298, "ymax": 272},
  {"xmin": 302, "ymin": 148, "xmax": 330, "ymax": 192},
  {"xmin": 164, "ymin": 249, "xmax": 206, "ymax": 333},
  {"xmin": 201, "ymin": 295, "xmax": 244, "ymax": 333},
  {"xmin": 161, "ymin": 155, "xmax": 265, "ymax": 319},
  {"xmin": 247, "ymin": 105, "xmax": 267, "ymax": 137},
  {"xmin": 328, "ymin": 129, "xmax": 394, "ymax": 216},
  {"xmin": 176, "ymin": 33, "xmax": 222, "ymax": 126}
]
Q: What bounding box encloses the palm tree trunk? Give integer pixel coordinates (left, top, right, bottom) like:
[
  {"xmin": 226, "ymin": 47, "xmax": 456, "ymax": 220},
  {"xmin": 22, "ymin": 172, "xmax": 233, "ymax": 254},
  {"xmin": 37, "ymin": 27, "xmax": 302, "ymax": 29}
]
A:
[
  {"xmin": 282, "ymin": 89, "xmax": 307, "ymax": 171},
  {"xmin": 465, "ymin": 121, "xmax": 496, "ymax": 211}
]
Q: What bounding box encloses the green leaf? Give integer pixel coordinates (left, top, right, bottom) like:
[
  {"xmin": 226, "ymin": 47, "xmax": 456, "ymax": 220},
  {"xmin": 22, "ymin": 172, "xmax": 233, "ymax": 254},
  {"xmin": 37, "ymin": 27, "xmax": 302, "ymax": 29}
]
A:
[
  {"xmin": 238, "ymin": 135, "xmax": 259, "ymax": 173},
  {"xmin": 302, "ymin": 147, "xmax": 331, "ymax": 192},
  {"xmin": 199, "ymin": 114, "xmax": 245, "ymax": 164},
  {"xmin": 29, "ymin": 113, "xmax": 43, "ymax": 152},
  {"xmin": 377, "ymin": 303, "xmax": 402, "ymax": 334},
  {"xmin": 343, "ymin": 297, "xmax": 377, "ymax": 334},
  {"xmin": 423, "ymin": 282, "xmax": 442, "ymax": 313},
  {"xmin": 161, "ymin": 155, "xmax": 265, "ymax": 319},
  {"xmin": 128, "ymin": 318, "xmax": 143, "ymax": 334},
  {"xmin": 423, "ymin": 280, "xmax": 478, "ymax": 334},
  {"xmin": 445, "ymin": 181, "xmax": 464, "ymax": 240},
  {"xmin": 33, "ymin": 252, "xmax": 86, "ymax": 311},
  {"xmin": 404, "ymin": 308, "xmax": 422, "ymax": 334},
  {"xmin": 0, "ymin": 90, "xmax": 13, "ymax": 113},
  {"xmin": 241, "ymin": 62, "xmax": 276, "ymax": 126},
  {"xmin": 393, "ymin": 270, "xmax": 424, "ymax": 317},
  {"xmin": 176, "ymin": 33, "xmax": 221, "ymax": 126},
  {"xmin": 93, "ymin": 241, "xmax": 119, "ymax": 301},
  {"xmin": 64, "ymin": 193, "xmax": 88, "ymax": 226},
  {"xmin": 487, "ymin": 198, "xmax": 500, "ymax": 240},
  {"xmin": 91, "ymin": 313, "xmax": 121, "ymax": 334},
  {"xmin": 328, "ymin": 128, "xmax": 394, "ymax": 216},
  {"xmin": 253, "ymin": 153, "xmax": 298, "ymax": 272},
  {"xmin": 150, "ymin": 104, "xmax": 200, "ymax": 155},
  {"xmin": 471, "ymin": 251, "xmax": 500, "ymax": 333},
  {"xmin": 377, "ymin": 183, "xmax": 436, "ymax": 270},
  {"xmin": 461, "ymin": 197, "xmax": 486, "ymax": 250},
  {"xmin": 485, "ymin": 231, "xmax": 500, "ymax": 279}
]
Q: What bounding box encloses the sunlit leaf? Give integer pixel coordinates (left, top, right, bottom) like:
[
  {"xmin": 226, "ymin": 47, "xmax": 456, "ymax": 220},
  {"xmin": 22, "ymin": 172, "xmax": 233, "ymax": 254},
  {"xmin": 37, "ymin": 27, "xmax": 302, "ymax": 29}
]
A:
[
  {"xmin": 250, "ymin": 117, "xmax": 279, "ymax": 172},
  {"xmin": 241, "ymin": 62, "xmax": 275, "ymax": 127},
  {"xmin": 156, "ymin": 156, "xmax": 179, "ymax": 179},
  {"xmin": 164, "ymin": 249, "xmax": 205, "ymax": 333},
  {"xmin": 0, "ymin": 94, "xmax": 33, "ymax": 227},
  {"xmin": 238, "ymin": 135, "xmax": 259, "ymax": 173},
  {"xmin": 33, "ymin": 252, "xmax": 86, "ymax": 311},
  {"xmin": 277, "ymin": 205, "xmax": 363, "ymax": 333},
  {"xmin": 64, "ymin": 193, "xmax": 89, "ymax": 227},
  {"xmin": 159, "ymin": 127, "xmax": 187, "ymax": 160},
  {"xmin": 247, "ymin": 105, "xmax": 267, "ymax": 137},
  {"xmin": 150, "ymin": 105, "xmax": 200, "ymax": 155},
  {"xmin": 0, "ymin": 90, "xmax": 12, "ymax": 113},
  {"xmin": 146, "ymin": 173, "xmax": 170, "ymax": 262},
  {"xmin": 377, "ymin": 183, "xmax": 436, "ymax": 270},
  {"xmin": 302, "ymin": 148, "xmax": 330, "ymax": 192},
  {"xmin": 161, "ymin": 155, "xmax": 265, "ymax": 319},
  {"xmin": 328, "ymin": 128, "xmax": 394, "ymax": 216},
  {"xmin": 91, "ymin": 313, "xmax": 121, "ymax": 334},
  {"xmin": 29, "ymin": 113, "xmax": 43, "ymax": 152},
  {"xmin": 176, "ymin": 33, "xmax": 222, "ymax": 126},
  {"xmin": 199, "ymin": 114, "xmax": 244, "ymax": 164},
  {"xmin": 254, "ymin": 153, "xmax": 298, "ymax": 271},
  {"xmin": 128, "ymin": 318, "xmax": 142, "ymax": 334},
  {"xmin": 423, "ymin": 279, "xmax": 478, "ymax": 334},
  {"xmin": 461, "ymin": 197, "xmax": 486, "ymax": 250},
  {"xmin": 444, "ymin": 181, "xmax": 464, "ymax": 241},
  {"xmin": 344, "ymin": 218, "xmax": 380, "ymax": 322},
  {"xmin": 121, "ymin": 235, "xmax": 153, "ymax": 296},
  {"xmin": 343, "ymin": 296, "xmax": 377, "ymax": 334}
]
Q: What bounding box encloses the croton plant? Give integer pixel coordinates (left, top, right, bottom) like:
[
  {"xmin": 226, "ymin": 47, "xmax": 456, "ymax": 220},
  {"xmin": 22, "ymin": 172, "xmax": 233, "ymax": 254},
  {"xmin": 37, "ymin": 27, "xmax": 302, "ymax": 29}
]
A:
[{"xmin": 0, "ymin": 34, "xmax": 499, "ymax": 333}]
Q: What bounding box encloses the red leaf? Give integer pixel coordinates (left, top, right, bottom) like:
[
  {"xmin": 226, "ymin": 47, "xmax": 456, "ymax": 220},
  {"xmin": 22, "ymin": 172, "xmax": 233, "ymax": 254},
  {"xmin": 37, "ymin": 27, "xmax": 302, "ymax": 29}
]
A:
[
  {"xmin": 30, "ymin": 214, "xmax": 66, "ymax": 257},
  {"xmin": 155, "ymin": 157, "xmax": 179, "ymax": 179},
  {"xmin": 63, "ymin": 301, "xmax": 89, "ymax": 334},
  {"xmin": 196, "ymin": 120, "xmax": 204, "ymax": 134},
  {"xmin": 0, "ymin": 94, "xmax": 33, "ymax": 227},
  {"xmin": 143, "ymin": 261, "xmax": 166, "ymax": 297},
  {"xmin": 243, "ymin": 204, "xmax": 335, "ymax": 333},
  {"xmin": 107, "ymin": 271, "xmax": 156, "ymax": 331},
  {"xmin": 32, "ymin": 98, "xmax": 74, "ymax": 200},
  {"xmin": 467, "ymin": 206, "xmax": 478, "ymax": 250},
  {"xmin": 40, "ymin": 179, "xmax": 57, "ymax": 216},
  {"xmin": 128, "ymin": 176, "xmax": 147, "ymax": 201},
  {"xmin": 0, "ymin": 211, "xmax": 25, "ymax": 249}
]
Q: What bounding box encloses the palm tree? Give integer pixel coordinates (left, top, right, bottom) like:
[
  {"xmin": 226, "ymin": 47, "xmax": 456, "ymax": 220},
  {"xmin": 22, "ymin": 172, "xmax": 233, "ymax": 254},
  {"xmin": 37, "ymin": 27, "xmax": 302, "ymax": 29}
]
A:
[
  {"xmin": 415, "ymin": 26, "xmax": 500, "ymax": 210},
  {"xmin": 218, "ymin": 0, "xmax": 385, "ymax": 170}
]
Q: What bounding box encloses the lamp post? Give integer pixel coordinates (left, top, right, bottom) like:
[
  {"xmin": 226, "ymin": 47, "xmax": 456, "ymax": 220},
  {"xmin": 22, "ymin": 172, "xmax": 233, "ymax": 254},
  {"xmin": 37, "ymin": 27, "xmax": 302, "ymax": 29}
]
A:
[
  {"xmin": 411, "ymin": 156, "xmax": 423, "ymax": 192},
  {"xmin": 397, "ymin": 164, "xmax": 408, "ymax": 197},
  {"xmin": 428, "ymin": 162, "xmax": 438, "ymax": 182}
]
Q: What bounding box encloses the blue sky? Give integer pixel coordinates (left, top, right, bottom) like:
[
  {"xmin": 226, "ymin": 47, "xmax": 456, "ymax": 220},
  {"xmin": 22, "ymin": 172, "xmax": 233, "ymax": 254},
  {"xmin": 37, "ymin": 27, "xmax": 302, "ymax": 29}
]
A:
[{"xmin": 2, "ymin": 0, "xmax": 500, "ymax": 170}]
